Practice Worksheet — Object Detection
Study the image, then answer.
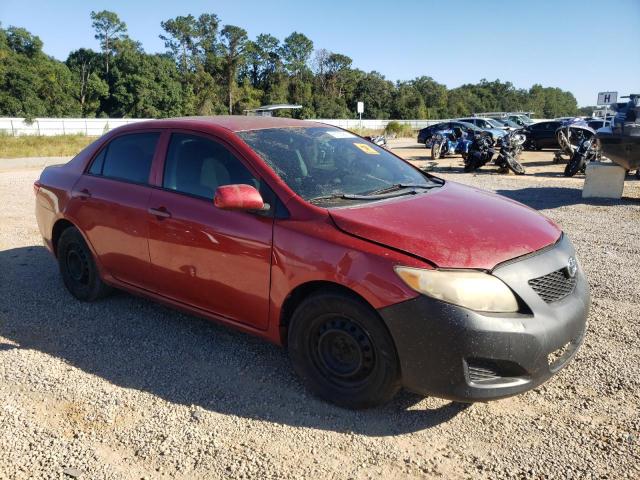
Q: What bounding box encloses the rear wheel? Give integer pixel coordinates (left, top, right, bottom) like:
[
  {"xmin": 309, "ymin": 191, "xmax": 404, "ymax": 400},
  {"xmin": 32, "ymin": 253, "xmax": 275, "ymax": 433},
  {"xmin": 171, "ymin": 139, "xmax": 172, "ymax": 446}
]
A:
[
  {"xmin": 287, "ymin": 291, "xmax": 401, "ymax": 409},
  {"xmin": 57, "ymin": 227, "xmax": 112, "ymax": 301}
]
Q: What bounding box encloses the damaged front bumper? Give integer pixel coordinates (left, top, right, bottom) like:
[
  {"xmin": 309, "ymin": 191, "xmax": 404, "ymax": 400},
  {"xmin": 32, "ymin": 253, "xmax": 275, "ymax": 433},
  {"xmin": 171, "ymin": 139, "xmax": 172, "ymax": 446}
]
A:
[{"xmin": 379, "ymin": 235, "xmax": 590, "ymax": 402}]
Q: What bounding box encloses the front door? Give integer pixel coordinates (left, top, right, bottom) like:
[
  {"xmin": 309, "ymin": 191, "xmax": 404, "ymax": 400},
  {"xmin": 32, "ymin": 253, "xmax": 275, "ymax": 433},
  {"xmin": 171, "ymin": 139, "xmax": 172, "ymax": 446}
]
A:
[{"xmin": 147, "ymin": 132, "xmax": 274, "ymax": 330}]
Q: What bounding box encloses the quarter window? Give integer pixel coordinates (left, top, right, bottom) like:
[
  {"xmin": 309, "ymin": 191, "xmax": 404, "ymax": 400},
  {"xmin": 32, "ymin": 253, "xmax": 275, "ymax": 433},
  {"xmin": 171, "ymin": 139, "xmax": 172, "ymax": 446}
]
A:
[
  {"xmin": 163, "ymin": 133, "xmax": 260, "ymax": 199},
  {"xmin": 88, "ymin": 132, "xmax": 159, "ymax": 184}
]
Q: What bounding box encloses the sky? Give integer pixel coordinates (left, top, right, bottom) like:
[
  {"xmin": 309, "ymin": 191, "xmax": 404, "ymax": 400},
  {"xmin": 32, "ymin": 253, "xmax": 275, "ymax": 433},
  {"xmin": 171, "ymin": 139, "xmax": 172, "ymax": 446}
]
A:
[{"xmin": 1, "ymin": 0, "xmax": 639, "ymax": 107}]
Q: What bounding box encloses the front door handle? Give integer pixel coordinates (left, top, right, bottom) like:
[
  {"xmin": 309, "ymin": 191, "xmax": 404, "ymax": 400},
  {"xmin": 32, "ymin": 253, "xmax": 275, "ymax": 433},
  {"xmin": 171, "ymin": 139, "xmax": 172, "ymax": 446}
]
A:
[{"xmin": 148, "ymin": 206, "xmax": 172, "ymax": 219}]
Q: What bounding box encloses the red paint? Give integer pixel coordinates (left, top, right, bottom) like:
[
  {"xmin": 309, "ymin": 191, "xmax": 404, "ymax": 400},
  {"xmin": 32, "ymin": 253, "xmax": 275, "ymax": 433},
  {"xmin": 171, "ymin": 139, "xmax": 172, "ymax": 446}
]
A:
[
  {"xmin": 35, "ymin": 116, "xmax": 563, "ymax": 345},
  {"xmin": 329, "ymin": 182, "xmax": 561, "ymax": 270},
  {"xmin": 214, "ymin": 184, "xmax": 265, "ymax": 211}
]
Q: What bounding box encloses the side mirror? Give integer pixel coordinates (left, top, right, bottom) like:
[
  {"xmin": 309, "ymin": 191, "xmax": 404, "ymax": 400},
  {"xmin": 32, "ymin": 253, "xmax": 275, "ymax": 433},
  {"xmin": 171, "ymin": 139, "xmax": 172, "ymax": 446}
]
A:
[{"xmin": 214, "ymin": 184, "xmax": 266, "ymax": 211}]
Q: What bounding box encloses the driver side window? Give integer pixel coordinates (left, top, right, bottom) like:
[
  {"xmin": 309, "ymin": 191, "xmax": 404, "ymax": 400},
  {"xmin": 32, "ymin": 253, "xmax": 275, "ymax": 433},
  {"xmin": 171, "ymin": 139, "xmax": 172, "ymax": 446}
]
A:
[{"xmin": 163, "ymin": 133, "xmax": 260, "ymax": 200}]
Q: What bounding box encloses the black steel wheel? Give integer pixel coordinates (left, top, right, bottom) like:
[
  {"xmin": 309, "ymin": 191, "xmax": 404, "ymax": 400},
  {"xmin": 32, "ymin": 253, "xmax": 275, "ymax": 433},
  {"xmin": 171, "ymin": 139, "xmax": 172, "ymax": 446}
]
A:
[
  {"xmin": 288, "ymin": 290, "xmax": 400, "ymax": 409},
  {"xmin": 57, "ymin": 227, "xmax": 112, "ymax": 301}
]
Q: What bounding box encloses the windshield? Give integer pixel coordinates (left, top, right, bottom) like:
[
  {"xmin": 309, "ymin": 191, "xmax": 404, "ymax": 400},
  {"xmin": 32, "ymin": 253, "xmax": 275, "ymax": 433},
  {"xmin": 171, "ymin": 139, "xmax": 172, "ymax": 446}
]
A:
[
  {"xmin": 512, "ymin": 115, "xmax": 533, "ymax": 125},
  {"xmin": 495, "ymin": 118, "xmax": 520, "ymax": 128},
  {"xmin": 454, "ymin": 121, "xmax": 480, "ymax": 131},
  {"xmin": 238, "ymin": 127, "xmax": 438, "ymax": 206},
  {"xmin": 485, "ymin": 118, "xmax": 505, "ymax": 128}
]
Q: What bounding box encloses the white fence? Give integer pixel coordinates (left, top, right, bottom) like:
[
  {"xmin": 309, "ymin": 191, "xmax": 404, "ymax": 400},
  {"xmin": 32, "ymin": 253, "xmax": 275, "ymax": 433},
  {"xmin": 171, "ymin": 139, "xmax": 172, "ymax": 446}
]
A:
[
  {"xmin": 312, "ymin": 119, "xmax": 447, "ymax": 130},
  {"xmin": 0, "ymin": 118, "xmax": 147, "ymax": 136},
  {"xmin": 0, "ymin": 117, "xmax": 446, "ymax": 136}
]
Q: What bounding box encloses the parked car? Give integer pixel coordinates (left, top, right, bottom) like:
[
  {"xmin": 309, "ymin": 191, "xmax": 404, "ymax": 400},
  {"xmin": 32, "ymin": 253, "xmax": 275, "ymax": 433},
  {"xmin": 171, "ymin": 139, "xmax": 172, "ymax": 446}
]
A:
[
  {"xmin": 506, "ymin": 114, "xmax": 536, "ymax": 127},
  {"xmin": 456, "ymin": 117, "xmax": 515, "ymax": 131},
  {"xmin": 586, "ymin": 119, "xmax": 611, "ymax": 130},
  {"xmin": 35, "ymin": 116, "xmax": 589, "ymax": 408},
  {"xmin": 418, "ymin": 121, "xmax": 505, "ymax": 146},
  {"xmin": 522, "ymin": 120, "xmax": 563, "ymax": 150},
  {"xmin": 493, "ymin": 118, "xmax": 522, "ymax": 129}
]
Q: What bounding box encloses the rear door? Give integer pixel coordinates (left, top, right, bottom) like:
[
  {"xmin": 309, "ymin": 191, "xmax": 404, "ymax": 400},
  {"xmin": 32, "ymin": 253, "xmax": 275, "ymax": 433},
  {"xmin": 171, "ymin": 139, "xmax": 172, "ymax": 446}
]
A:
[
  {"xmin": 69, "ymin": 131, "xmax": 161, "ymax": 288},
  {"xmin": 146, "ymin": 131, "xmax": 274, "ymax": 330}
]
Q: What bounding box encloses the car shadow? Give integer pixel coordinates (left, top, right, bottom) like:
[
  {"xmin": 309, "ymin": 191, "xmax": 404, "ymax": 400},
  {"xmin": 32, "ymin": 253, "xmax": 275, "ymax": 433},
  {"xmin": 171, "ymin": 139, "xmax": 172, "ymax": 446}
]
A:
[
  {"xmin": 0, "ymin": 245, "xmax": 469, "ymax": 436},
  {"xmin": 496, "ymin": 187, "xmax": 640, "ymax": 210}
]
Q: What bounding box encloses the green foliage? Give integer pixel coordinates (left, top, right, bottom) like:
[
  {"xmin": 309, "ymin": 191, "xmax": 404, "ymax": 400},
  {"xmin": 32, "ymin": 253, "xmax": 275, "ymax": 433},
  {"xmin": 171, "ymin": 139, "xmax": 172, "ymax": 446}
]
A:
[
  {"xmin": 384, "ymin": 121, "xmax": 414, "ymax": 137},
  {"xmin": 0, "ymin": 16, "xmax": 581, "ymax": 121}
]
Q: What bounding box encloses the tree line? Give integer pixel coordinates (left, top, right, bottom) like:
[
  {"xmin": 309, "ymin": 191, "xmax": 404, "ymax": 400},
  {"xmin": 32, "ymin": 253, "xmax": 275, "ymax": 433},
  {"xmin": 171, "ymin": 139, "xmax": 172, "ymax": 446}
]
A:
[{"xmin": 0, "ymin": 11, "xmax": 580, "ymax": 120}]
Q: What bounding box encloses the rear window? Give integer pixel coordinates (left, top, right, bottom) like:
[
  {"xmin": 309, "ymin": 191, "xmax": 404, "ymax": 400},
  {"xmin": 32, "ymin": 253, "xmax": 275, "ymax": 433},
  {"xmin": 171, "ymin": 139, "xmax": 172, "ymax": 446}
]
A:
[{"xmin": 88, "ymin": 133, "xmax": 159, "ymax": 184}]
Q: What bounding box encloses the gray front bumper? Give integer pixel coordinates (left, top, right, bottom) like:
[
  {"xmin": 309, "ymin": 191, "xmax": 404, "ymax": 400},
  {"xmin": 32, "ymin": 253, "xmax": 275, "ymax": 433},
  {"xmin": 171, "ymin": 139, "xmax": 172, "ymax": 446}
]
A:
[{"xmin": 379, "ymin": 235, "xmax": 590, "ymax": 402}]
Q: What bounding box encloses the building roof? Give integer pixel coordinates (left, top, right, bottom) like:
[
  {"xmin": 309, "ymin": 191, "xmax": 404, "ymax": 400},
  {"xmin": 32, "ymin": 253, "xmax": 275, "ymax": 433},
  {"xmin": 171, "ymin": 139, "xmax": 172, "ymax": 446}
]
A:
[{"xmin": 244, "ymin": 104, "xmax": 302, "ymax": 113}]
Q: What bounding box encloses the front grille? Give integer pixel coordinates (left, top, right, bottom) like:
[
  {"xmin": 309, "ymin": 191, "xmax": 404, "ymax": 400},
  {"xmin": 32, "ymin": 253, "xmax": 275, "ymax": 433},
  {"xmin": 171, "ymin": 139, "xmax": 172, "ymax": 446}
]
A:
[
  {"xmin": 528, "ymin": 269, "xmax": 576, "ymax": 303},
  {"xmin": 468, "ymin": 364, "xmax": 501, "ymax": 383},
  {"xmin": 467, "ymin": 359, "xmax": 528, "ymax": 384}
]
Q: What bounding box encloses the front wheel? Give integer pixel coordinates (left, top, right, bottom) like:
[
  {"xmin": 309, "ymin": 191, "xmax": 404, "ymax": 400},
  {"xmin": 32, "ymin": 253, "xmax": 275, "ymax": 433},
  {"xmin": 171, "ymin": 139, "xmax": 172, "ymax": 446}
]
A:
[
  {"xmin": 287, "ymin": 291, "xmax": 401, "ymax": 409},
  {"xmin": 564, "ymin": 152, "xmax": 585, "ymax": 177},
  {"xmin": 504, "ymin": 152, "xmax": 526, "ymax": 175},
  {"xmin": 431, "ymin": 141, "xmax": 442, "ymax": 160},
  {"xmin": 57, "ymin": 227, "xmax": 112, "ymax": 301}
]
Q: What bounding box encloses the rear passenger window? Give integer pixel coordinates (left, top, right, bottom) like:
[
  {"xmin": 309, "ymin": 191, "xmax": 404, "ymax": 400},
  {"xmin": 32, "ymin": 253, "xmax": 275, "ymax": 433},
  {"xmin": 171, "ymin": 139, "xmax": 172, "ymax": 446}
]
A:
[
  {"xmin": 88, "ymin": 133, "xmax": 159, "ymax": 184},
  {"xmin": 163, "ymin": 133, "xmax": 259, "ymax": 199}
]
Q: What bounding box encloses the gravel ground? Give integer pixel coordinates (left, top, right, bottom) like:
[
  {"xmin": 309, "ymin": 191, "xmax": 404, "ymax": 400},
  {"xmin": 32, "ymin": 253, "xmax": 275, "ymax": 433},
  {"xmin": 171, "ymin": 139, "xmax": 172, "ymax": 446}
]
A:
[{"xmin": 1, "ymin": 145, "xmax": 639, "ymax": 479}]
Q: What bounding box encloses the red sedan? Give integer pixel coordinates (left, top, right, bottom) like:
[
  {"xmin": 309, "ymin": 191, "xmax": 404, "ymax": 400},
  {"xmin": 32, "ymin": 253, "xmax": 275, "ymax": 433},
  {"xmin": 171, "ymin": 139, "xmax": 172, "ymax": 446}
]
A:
[{"xmin": 34, "ymin": 116, "xmax": 589, "ymax": 408}]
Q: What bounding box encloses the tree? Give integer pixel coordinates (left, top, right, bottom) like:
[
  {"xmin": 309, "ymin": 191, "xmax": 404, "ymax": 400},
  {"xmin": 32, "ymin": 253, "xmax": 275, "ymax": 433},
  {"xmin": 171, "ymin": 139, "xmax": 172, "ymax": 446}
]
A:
[
  {"xmin": 411, "ymin": 76, "xmax": 447, "ymax": 119},
  {"xmin": 0, "ymin": 25, "xmax": 78, "ymax": 118},
  {"xmin": 281, "ymin": 32, "xmax": 313, "ymax": 78},
  {"xmin": 66, "ymin": 49, "xmax": 108, "ymax": 116},
  {"xmin": 90, "ymin": 10, "xmax": 127, "ymax": 74},
  {"xmin": 220, "ymin": 25, "xmax": 247, "ymax": 114},
  {"xmin": 160, "ymin": 15, "xmax": 198, "ymax": 74},
  {"xmin": 354, "ymin": 71, "xmax": 394, "ymax": 119},
  {"xmin": 393, "ymin": 82, "xmax": 427, "ymax": 119}
]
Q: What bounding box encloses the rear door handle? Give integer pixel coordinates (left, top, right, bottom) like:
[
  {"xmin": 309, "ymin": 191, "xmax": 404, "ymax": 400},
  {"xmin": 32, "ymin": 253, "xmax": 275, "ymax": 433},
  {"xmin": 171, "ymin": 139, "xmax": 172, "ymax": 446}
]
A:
[
  {"xmin": 148, "ymin": 206, "xmax": 172, "ymax": 219},
  {"xmin": 75, "ymin": 188, "xmax": 92, "ymax": 199}
]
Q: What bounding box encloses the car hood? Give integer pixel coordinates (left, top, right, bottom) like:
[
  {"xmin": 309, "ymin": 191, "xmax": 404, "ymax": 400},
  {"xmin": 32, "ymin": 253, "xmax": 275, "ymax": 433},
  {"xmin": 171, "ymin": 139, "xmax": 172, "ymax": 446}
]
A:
[
  {"xmin": 489, "ymin": 128, "xmax": 507, "ymax": 137},
  {"xmin": 328, "ymin": 181, "xmax": 561, "ymax": 270}
]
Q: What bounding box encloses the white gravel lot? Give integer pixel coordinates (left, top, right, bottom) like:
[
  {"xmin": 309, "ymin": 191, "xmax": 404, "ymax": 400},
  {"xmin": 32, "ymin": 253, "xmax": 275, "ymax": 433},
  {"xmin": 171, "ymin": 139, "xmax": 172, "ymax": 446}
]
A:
[{"xmin": 1, "ymin": 148, "xmax": 639, "ymax": 479}]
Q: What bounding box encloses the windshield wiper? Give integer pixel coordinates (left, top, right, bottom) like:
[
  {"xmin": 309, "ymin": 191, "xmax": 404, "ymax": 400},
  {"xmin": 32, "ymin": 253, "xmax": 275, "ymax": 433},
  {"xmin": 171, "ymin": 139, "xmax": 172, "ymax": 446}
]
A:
[
  {"xmin": 308, "ymin": 193, "xmax": 368, "ymax": 204},
  {"xmin": 365, "ymin": 183, "xmax": 438, "ymax": 196},
  {"xmin": 309, "ymin": 189, "xmax": 419, "ymax": 204}
]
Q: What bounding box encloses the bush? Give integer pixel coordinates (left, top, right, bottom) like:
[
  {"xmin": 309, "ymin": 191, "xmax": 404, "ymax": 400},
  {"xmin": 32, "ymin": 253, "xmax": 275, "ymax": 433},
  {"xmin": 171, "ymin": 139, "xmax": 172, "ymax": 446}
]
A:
[{"xmin": 384, "ymin": 121, "xmax": 414, "ymax": 137}]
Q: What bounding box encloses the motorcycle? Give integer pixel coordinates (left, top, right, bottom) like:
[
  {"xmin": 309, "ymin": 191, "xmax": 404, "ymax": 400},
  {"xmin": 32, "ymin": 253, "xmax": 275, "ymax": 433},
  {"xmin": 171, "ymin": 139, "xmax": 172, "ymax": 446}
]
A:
[
  {"xmin": 364, "ymin": 135, "xmax": 389, "ymax": 149},
  {"xmin": 563, "ymin": 124, "xmax": 600, "ymax": 177},
  {"xmin": 463, "ymin": 132, "xmax": 495, "ymax": 172},
  {"xmin": 495, "ymin": 129, "xmax": 526, "ymax": 175},
  {"xmin": 430, "ymin": 127, "xmax": 472, "ymax": 160},
  {"xmin": 553, "ymin": 118, "xmax": 592, "ymax": 163}
]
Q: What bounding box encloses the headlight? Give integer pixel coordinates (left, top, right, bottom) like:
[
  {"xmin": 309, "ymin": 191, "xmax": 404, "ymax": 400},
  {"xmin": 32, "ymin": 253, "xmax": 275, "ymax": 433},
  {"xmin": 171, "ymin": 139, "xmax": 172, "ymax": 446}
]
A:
[{"xmin": 394, "ymin": 267, "xmax": 519, "ymax": 313}]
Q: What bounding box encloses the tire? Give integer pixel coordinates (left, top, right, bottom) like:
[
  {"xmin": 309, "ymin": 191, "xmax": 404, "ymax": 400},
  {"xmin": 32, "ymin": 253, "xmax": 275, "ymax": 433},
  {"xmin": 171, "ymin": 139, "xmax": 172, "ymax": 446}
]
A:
[
  {"xmin": 564, "ymin": 152, "xmax": 585, "ymax": 177},
  {"xmin": 431, "ymin": 141, "xmax": 442, "ymax": 160},
  {"xmin": 57, "ymin": 227, "xmax": 112, "ymax": 301},
  {"xmin": 287, "ymin": 290, "xmax": 401, "ymax": 409},
  {"xmin": 504, "ymin": 152, "xmax": 526, "ymax": 175}
]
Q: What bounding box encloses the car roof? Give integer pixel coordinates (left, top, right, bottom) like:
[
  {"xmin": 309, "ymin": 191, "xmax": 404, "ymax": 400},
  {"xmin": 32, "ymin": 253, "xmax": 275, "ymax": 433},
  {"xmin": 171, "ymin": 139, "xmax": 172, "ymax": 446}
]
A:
[{"xmin": 113, "ymin": 116, "xmax": 325, "ymax": 133}]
